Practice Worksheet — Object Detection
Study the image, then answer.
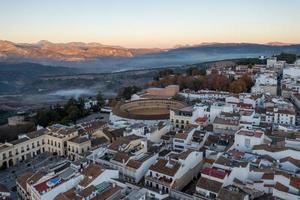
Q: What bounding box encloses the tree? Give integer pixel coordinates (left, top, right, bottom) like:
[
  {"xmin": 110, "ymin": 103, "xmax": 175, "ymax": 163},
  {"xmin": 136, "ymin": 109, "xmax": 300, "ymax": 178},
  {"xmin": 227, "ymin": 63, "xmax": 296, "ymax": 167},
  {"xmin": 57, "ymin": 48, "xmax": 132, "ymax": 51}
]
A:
[
  {"xmin": 276, "ymin": 53, "xmax": 297, "ymax": 64},
  {"xmin": 240, "ymin": 74, "xmax": 253, "ymax": 92},
  {"xmin": 67, "ymin": 105, "xmax": 80, "ymax": 124},
  {"xmin": 236, "ymin": 58, "xmax": 262, "ymax": 66},
  {"xmin": 92, "ymin": 92, "xmax": 105, "ymax": 112},
  {"xmin": 118, "ymin": 86, "xmax": 142, "ymax": 100},
  {"xmin": 229, "ymin": 80, "xmax": 246, "ymax": 93},
  {"xmin": 154, "ymin": 69, "xmax": 174, "ymax": 80},
  {"xmin": 172, "ymin": 94, "xmax": 186, "ymax": 101},
  {"xmin": 35, "ymin": 97, "xmax": 90, "ymax": 127}
]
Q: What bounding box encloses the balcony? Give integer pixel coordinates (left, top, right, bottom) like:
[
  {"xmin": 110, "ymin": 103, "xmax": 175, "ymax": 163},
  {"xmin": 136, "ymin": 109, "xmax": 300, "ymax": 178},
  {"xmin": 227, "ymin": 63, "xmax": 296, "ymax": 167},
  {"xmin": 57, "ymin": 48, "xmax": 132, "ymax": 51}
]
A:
[{"xmin": 145, "ymin": 176, "xmax": 172, "ymax": 187}]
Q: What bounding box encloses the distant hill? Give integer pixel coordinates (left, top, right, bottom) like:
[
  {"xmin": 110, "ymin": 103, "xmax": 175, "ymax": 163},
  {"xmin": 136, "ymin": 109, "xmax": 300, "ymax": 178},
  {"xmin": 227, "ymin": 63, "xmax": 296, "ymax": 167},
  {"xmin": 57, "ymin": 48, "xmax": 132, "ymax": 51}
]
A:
[
  {"xmin": 53, "ymin": 43, "xmax": 300, "ymax": 73},
  {"xmin": 1, "ymin": 41, "xmax": 300, "ymax": 73},
  {"xmin": 0, "ymin": 40, "xmax": 163, "ymax": 61},
  {"xmin": 0, "ymin": 62, "xmax": 80, "ymax": 93}
]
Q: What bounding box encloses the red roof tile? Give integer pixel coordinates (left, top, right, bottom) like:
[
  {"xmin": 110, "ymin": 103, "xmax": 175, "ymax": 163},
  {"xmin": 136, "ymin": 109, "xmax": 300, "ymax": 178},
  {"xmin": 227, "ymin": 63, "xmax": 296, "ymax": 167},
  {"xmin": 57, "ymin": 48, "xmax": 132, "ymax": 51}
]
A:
[{"xmin": 201, "ymin": 167, "xmax": 228, "ymax": 180}]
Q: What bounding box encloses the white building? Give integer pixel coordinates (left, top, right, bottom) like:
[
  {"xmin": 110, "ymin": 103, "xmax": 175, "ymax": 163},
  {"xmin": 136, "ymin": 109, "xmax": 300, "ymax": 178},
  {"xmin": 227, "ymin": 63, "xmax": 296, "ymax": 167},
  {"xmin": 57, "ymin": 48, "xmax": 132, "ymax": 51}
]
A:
[
  {"xmin": 17, "ymin": 163, "xmax": 119, "ymax": 200},
  {"xmin": 231, "ymin": 129, "xmax": 270, "ymax": 152},
  {"xmin": 145, "ymin": 150, "xmax": 203, "ymax": 197},
  {"xmin": 123, "ymin": 122, "xmax": 170, "ymax": 143},
  {"xmin": 172, "ymin": 126, "xmax": 204, "ymax": 151},
  {"xmin": 179, "ymin": 89, "xmax": 230, "ymax": 101},
  {"xmin": 95, "ymin": 135, "xmax": 158, "ymax": 183},
  {"xmin": 251, "ymin": 72, "xmax": 277, "ymax": 95},
  {"xmin": 267, "ymin": 57, "xmax": 286, "ymax": 69}
]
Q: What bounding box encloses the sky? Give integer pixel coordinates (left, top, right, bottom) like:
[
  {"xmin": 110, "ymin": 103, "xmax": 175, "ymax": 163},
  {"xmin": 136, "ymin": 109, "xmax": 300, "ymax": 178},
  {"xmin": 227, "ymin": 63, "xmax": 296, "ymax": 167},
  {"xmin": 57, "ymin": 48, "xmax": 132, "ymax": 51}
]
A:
[{"xmin": 0, "ymin": 0, "xmax": 300, "ymax": 48}]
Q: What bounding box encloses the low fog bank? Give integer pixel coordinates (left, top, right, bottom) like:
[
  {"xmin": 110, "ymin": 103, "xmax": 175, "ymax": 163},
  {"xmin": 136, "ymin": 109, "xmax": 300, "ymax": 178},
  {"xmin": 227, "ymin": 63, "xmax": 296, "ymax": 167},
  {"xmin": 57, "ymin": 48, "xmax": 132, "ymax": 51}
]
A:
[{"xmin": 48, "ymin": 89, "xmax": 95, "ymax": 99}]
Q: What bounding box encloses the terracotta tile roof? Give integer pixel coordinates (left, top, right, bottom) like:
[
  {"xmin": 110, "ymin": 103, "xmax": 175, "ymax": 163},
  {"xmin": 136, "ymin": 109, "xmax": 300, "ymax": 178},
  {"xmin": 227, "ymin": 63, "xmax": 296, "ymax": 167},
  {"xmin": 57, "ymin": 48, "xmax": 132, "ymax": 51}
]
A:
[
  {"xmin": 177, "ymin": 149, "xmax": 194, "ymax": 160},
  {"xmin": 196, "ymin": 177, "xmax": 222, "ymax": 193},
  {"xmin": 213, "ymin": 117, "xmax": 239, "ymax": 126},
  {"xmin": 126, "ymin": 159, "xmax": 142, "ymax": 169},
  {"xmin": 54, "ymin": 188, "xmax": 79, "ymax": 200},
  {"xmin": 276, "ymin": 108, "xmax": 296, "ymax": 115},
  {"xmin": 274, "ymin": 182, "xmax": 289, "ymax": 192},
  {"xmin": 79, "ymin": 164, "xmax": 103, "ymax": 187},
  {"xmin": 280, "ymin": 157, "xmax": 300, "ymax": 168},
  {"xmin": 27, "ymin": 171, "xmax": 47, "ymax": 185},
  {"xmin": 112, "ymin": 152, "xmax": 130, "ymax": 163},
  {"xmin": 16, "ymin": 171, "xmax": 33, "ymax": 191},
  {"xmin": 290, "ymin": 176, "xmax": 300, "ymax": 190},
  {"xmin": 252, "ymin": 144, "xmax": 289, "ymax": 152},
  {"xmin": 80, "ymin": 120, "xmax": 106, "ymax": 133},
  {"xmin": 174, "ymin": 131, "xmax": 189, "ymax": 140},
  {"xmin": 218, "ymin": 187, "xmax": 247, "ymax": 200},
  {"xmin": 220, "ymin": 112, "xmax": 240, "ymax": 118},
  {"xmin": 108, "ymin": 135, "xmax": 142, "ymax": 151},
  {"xmin": 275, "ymin": 171, "xmax": 290, "ymax": 179},
  {"xmin": 54, "ymin": 194, "xmax": 71, "ymax": 200},
  {"xmin": 174, "ymin": 125, "xmax": 196, "ymax": 140},
  {"xmin": 262, "ymin": 173, "xmax": 274, "ymax": 180},
  {"xmin": 203, "ymin": 158, "xmax": 215, "ymax": 165},
  {"xmin": 215, "ymin": 156, "xmax": 248, "ymax": 168},
  {"xmin": 260, "ymin": 155, "xmax": 276, "ymax": 163},
  {"xmin": 227, "ymin": 150, "xmax": 245, "ymax": 159},
  {"xmin": 195, "ymin": 117, "xmax": 208, "ymax": 124},
  {"xmin": 204, "ymin": 135, "xmax": 219, "ymax": 147},
  {"xmin": 149, "ymin": 159, "xmax": 180, "ymax": 177},
  {"xmin": 237, "ymin": 129, "xmax": 264, "ymax": 138},
  {"xmin": 201, "ymin": 167, "xmax": 228, "ymax": 180}
]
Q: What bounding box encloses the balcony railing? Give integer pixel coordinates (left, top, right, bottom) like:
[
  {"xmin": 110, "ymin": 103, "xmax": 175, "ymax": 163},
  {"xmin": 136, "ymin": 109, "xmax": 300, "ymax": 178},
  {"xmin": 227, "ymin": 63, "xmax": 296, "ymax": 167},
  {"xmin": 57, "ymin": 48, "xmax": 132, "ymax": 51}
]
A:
[{"xmin": 145, "ymin": 176, "xmax": 172, "ymax": 187}]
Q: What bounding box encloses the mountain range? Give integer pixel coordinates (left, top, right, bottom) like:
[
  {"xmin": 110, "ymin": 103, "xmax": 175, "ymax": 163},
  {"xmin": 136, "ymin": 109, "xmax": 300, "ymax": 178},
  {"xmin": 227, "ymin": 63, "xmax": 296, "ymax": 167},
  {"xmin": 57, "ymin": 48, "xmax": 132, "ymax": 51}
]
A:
[
  {"xmin": 1, "ymin": 40, "xmax": 300, "ymax": 73},
  {"xmin": 1, "ymin": 40, "xmax": 300, "ymax": 62},
  {"xmin": 0, "ymin": 40, "xmax": 163, "ymax": 61}
]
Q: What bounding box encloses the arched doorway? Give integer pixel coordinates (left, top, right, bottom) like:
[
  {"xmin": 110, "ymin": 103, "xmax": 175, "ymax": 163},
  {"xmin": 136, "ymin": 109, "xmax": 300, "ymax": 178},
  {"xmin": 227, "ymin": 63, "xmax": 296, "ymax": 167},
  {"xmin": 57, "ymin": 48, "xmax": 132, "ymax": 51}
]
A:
[
  {"xmin": 8, "ymin": 159, "xmax": 13, "ymax": 167},
  {"xmin": 1, "ymin": 161, "xmax": 7, "ymax": 169}
]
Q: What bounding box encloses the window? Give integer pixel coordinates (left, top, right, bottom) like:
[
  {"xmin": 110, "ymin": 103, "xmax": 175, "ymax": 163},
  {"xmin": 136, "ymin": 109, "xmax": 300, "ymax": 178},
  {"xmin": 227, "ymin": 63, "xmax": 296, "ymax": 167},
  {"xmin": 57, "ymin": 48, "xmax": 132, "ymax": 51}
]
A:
[
  {"xmin": 174, "ymin": 145, "xmax": 184, "ymax": 149},
  {"xmin": 245, "ymin": 138, "xmax": 251, "ymax": 148}
]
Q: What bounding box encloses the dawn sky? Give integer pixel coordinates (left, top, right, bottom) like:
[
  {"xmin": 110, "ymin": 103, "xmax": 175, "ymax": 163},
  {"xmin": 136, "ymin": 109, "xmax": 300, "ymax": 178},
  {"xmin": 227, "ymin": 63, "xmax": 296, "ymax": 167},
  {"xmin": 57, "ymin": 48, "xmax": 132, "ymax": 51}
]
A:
[{"xmin": 0, "ymin": 0, "xmax": 300, "ymax": 48}]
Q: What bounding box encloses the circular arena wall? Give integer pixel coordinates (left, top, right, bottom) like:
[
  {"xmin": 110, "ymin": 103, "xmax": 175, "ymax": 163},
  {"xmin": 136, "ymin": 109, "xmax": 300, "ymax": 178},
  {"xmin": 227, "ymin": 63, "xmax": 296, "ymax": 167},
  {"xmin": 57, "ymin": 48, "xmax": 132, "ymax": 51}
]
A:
[{"xmin": 111, "ymin": 99, "xmax": 187, "ymax": 121}]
